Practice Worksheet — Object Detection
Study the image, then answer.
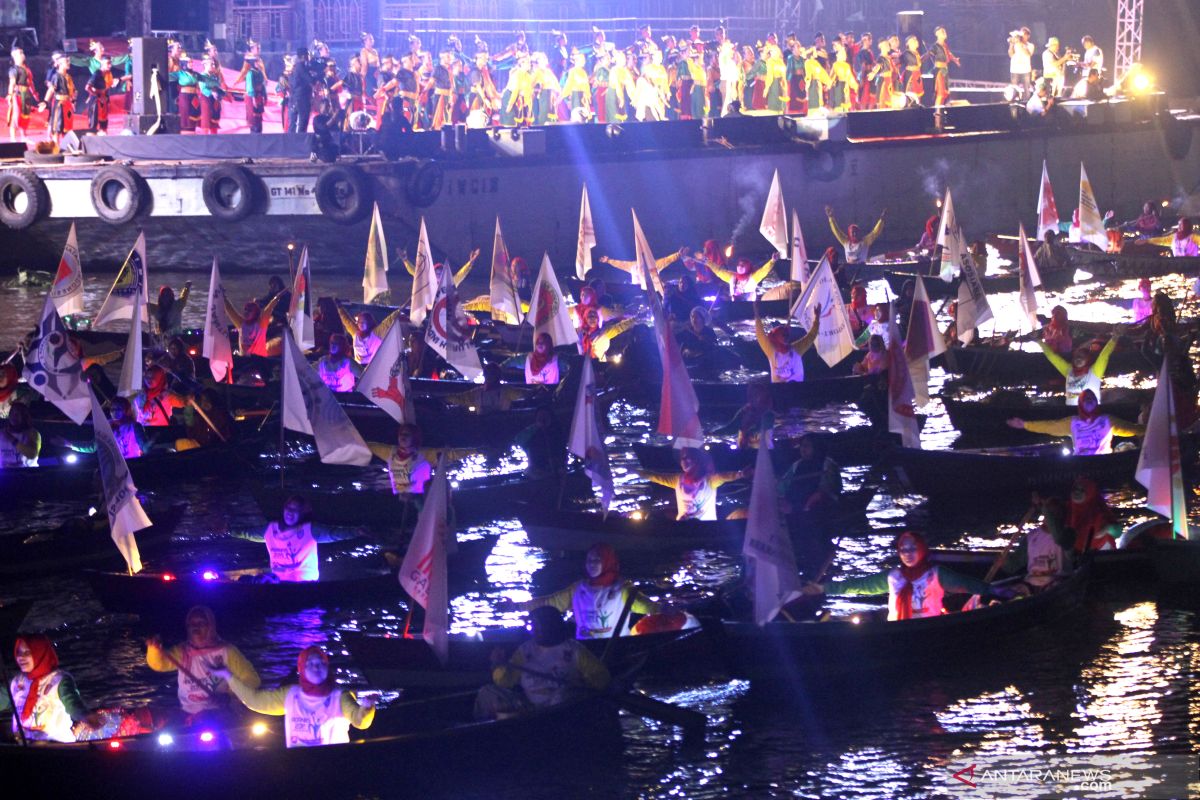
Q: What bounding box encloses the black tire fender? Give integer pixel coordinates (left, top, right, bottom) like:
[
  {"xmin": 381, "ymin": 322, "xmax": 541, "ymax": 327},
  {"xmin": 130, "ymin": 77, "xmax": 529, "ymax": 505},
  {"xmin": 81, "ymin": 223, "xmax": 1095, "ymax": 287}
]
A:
[
  {"xmin": 202, "ymin": 164, "xmax": 257, "ymax": 221},
  {"xmin": 405, "ymin": 160, "xmax": 444, "ymax": 208},
  {"xmin": 314, "ymin": 164, "xmax": 371, "ymax": 224},
  {"xmin": 803, "ymin": 147, "xmax": 846, "ymax": 182},
  {"xmin": 90, "ymin": 165, "xmax": 145, "ymax": 225},
  {"xmin": 0, "ymin": 170, "xmax": 46, "ymax": 229}
]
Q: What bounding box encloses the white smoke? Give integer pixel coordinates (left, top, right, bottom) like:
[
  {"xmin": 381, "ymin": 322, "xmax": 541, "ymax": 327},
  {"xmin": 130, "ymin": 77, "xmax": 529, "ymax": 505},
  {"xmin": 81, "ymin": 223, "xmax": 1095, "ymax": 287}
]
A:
[{"xmin": 730, "ymin": 163, "xmax": 773, "ymax": 248}]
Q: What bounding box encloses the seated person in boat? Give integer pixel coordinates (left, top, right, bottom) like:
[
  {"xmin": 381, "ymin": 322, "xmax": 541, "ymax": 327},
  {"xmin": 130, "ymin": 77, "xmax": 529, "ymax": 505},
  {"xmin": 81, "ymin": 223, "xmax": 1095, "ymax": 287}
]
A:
[
  {"xmin": 0, "ymin": 635, "xmax": 100, "ymax": 742},
  {"xmin": 337, "ymin": 306, "xmax": 404, "ymax": 366},
  {"xmin": 224, "ymin": 293, "xmax": 283, "ymax": 358},
  {"xmin": 914, "ymin": 214, "xmax": 939, "ymax": 253},
  {"xmin": 577, "ymin": 306, "xmax": 638, "ymax": 362},
  {"xmin": 778, "ymin": 434, "xmax": 843, "ymax": 517},
  {"xmin": 1034, "ymin": 231, "xmax": 1069, "ymax": 274},
  {"xmin": 513, "ymin": 543, "xmax": 662, "ymax": 638},
  {"xmin": 180, "ymin": 389, "xmax": 236, "ymax": 448},
  {"xmin": 367, "ymin": 424, "xmax": 468, "ymax": 498},
  {"xmin": 804, "ymin": 531, "xmax": 1004, "ymax": 620},
  {"xmin": 640, "ymin": 447, "xmax": 746, "ymax": 521},
  {"xmin": 445, "ymin": 362, "xmax": 524, "ymax": 412},
  {"xmin": 146, "ymin": 605, "xmax": 261, "ymax": 726},
  {"xmin": 474, "ymin": 606, "xmax": 611, "ymax": 719},
  {"xmin": 855, "ymin": 303, "xmax": 893, "ymax": 349},
  {"xmin": 714, "ymin": 380, "xmax": 773, "ymax": 449},
  {"xmin": 675, "ymin": 306, "xmax": 719, "ymax": 365},
  {"xmin": 1039, "ymin": 333, "xmax": 1120, "ymax": 405},
  {"xmin": 521, "ymin": 332, "xmax": 561, "ymax": 385},
  {"xmin": 231, "ymin": 495, "xmax": 361, "ymax": 582},
  {"xmin": 1000, "ymin": 496, "xmax": 1075, "ymax": 592},
  {"xmin": 1127, "ymin": 202, "xmax": 1163, "ymax": 237},
  {"xmin": 1007, "ymin": 389, "xmax": 1143, "ymax": 455},
  {"xmin": 1040, "ymin": 304, "xmax": 1074, "ymax": 358},
  {"xmin": 158, "ymin": 337, "xmax": 199, "ymax": 394},
  {"xmin": 710, "ymin": 254, "xmax": 778, "ymax": 301},
  {"xmin": 846, "ymin": 282, "xmax": 871, "ymax": 339},
  {"xmin": 1131, "ymin": 278, "xmax": 1154, "ymax": 324},
  {"xmin": 599, "ymin": 246, "xmax": 684, "ymax": 285},
  {"xmin": 0, "ymin": 401, "xmax": 41, "ymax": 467},
  {"xmin": 315, "ymin": 333, "xmax": 361, "ymax": 393},
  {"xmin": 1066, "ymin": 477, "xmax": 1122, "ymax": 551},
  {"xmin": 213, "ymin": 645, "xmax": 375, "ymax": 748},
  {"xmin": 755, "ymin": 296, "xmax": 819, "ymax": 382},
  {"xmin": 825, "ymin": 205, "xmax": 886, "ymax": 264},
  {"xmin": 1170, "ymin": 218, "xmax": 1199, "ymax": 257},
  {"xmin": 515, "ymin": 405, "xmax": 566, "ymax": 479},
  {"xmin": 60, "ymin": 396, "xmax": 146, "ymax": 459},
  {"xmin": 0, "ymin": 363, "xmax": 35, "ymax": 419},
  {"xmin": 134, "ymin": 366, "xmax": 188, "ymax": 427},
  {"xmin": 664, "ymin": 275, "xmax": 703, "ymax": 322}
]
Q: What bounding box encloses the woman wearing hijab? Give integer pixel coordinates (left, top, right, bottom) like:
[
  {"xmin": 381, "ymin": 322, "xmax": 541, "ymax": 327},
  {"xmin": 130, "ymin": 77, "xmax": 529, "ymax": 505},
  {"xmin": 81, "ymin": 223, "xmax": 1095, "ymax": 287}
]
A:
[
  {"xmin": 1066, "ymin": 477, "xmax": 1121, "ymax": 551},
  {"xmin": 755, "ymin": 295, "xmax": 819, "ymax": 382},
  {"xmin": 1171, "ymin": 218, "xmax": 1199, "ymax": 257},
  {"xmin": 523, "ymin": 332, "xmax": 560, "ymax": 385},
  {"xmin": 0, "ymin": 363, "xmax": 28, "ymax": 419},
  {"xmin": 0, "ymin": 401, "xmax": 41, "ymax": 467},
  {"xmin": 133, "ymin": 365, "xmax": 187, "ymax": 427},
  {"xmin": 230, "ymin": 495, "xmax": 360, "ymax": 582},
  {"xmin": 0, "ymin": 635, "xmax": 99, "ymax": 741},
  {"xmin": 1038, "ymin": 334, "xmax": 1120, "ymax": 405},
  {"xmin": 641, "ymin": 447, "xmax": 746, "ymax": 521},
  {"xmin": 1007, "ymin": 388, "xmax": 1143, "ymax": 455},
  {"xmin": 1040, "ymin": 305, "xmax": 1074, "ymax": 358},
  {"xmin": 149, "ymin": 281, "xmax": 192, "ymax": 339},
  {"xmin": 60, "ymin": 396, "xmax": 145, "ymax": 460}
]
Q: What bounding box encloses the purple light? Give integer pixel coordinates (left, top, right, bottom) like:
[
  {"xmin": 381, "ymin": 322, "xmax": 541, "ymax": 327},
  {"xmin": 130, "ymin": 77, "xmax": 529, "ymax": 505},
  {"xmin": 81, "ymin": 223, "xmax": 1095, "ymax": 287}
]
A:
[
  {"xmin": 200, "ymin": 731, "xmax": 215, "ymax": 743},
  {"xmin": 201, "ymin": 570, "xmax": 219, "ymax": 581}
]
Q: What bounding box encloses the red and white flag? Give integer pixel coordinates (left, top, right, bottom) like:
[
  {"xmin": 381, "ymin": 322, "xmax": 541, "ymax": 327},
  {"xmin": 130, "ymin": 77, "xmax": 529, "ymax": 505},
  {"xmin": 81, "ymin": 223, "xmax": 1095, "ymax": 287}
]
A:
[
  {"xmin": 409, "ymin": 217, "xmax": 437, "ymax": 326},
  {"xmin": 888, "ymin": 314, "xmax": 920, "ymax": 448},
  {"xmin": 1077, "ymin": 162, "xmax": 1107, "ymax": 251},
  {"xmin": 425, "ymin": 254, "xmax": 483, "ymax": 380},
  {"xmin": 789, "ymin": 254, "xmax": 854, "ymax": 367},
  {"xmin": 575, "ymin": 184, "xmax": 596, "ymax": 280},
  {"xmin": 95, "ymin": 232, "xmax": 149, "ymax": 328},
  {"xmin": 1036, "ymin": 160, "xmax": 1059, "ymax": 241},
  {"xmin": 363, "ymin": 202, "xmax": 389, "ymax": 304},
  {"xmin": 281, "ymin": 328, "xmax": 373, "ymax": 466},
  {"xmin": 488, "ymin": 218, "xmax": 521, "ymax": 326},
  {"xmin": 399, "ymin": 456, "xmax": 450, "ymax": 664},
  {"xmin": 759, "ymin": 168, "xmax": 788, "ymax": 256},
  {"xmin": 629, "ymin": 211, "xmax": 665, "ymax": 295},
  {"xmin": 117, "ymin": 290, "xmax": 143, "ymax": 398},
  {"xmin": 356, "ymin": 322, "xmax": 415, "ymax": 425},
  {"xmin": 568, "ymin": 357, "xmax": 613, "ymax": 513},
  {"xmin": 903, "ymin": 277, "xmax": 947, "ymax": 407},
  {"xmin": 528, "ymin": 252, "xmax": 578, "ymax": 347},
  {"xmin": 288, "ymin": 245, "xmax": 315, "ymax": 351},
  {"xmin": 1017, "ymin": 222, "xmax": 1044, "ymax": 333},
  {"xmin": 202, "ymin": 257, "xmax": 234, "ymax": 383},
  {"xmin": 1136, "ymin": 361, "xmax": 1189, "ymax": 539},
  {"xmin": 50, "ymin": 222, "xmax": 84, "ymax": 318},
  {"xmin": 89, "ymin": 386, "xmax": 147, "ymax": 574},
  {"xmin": 742, "ymin": 426, "xmax": 804, "ymax": 625}
]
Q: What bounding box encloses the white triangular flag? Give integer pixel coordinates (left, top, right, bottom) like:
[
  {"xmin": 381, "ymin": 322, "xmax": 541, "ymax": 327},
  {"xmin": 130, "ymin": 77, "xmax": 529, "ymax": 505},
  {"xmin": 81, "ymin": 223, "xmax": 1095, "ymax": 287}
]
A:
[
  {"xmin": 50, "ymin": 222, "xmax": 85, "ymax": 318},
  {"xmin": 568, "ymin": 357, "xmax": 613, "ymax": 512},
  {"xmin": 288, "ymin": 245, "xmax": 315, "ymax": 351},
  {"xmin": 742, "ymin": 426, "xmax": 804, "ymax": 625},
  {"xmin": 789, "ymin": 255, "xmax": 854, "ymax": 367},
  {"xmin": 903, "ymin": 277, "xmax": 947, "ymax": 407},
  {"xmin": 935, "ymin": 188, "xmax": 964, "ymax": 281},
  {"xmin": 887, "ymin": 313, "xmax": 920, "ymax": 448},
  {"xmin": 89, "ymin": 386, "xmax": 147, "ymax": 573},
  {"xmin": 1077, "ymin": 162, "xmax": 1107, "ymax": 250},
  {"xmin": 488, "ymin": 218, "xmax": 521, "ymax": 326},
  {"xmin": 629, "ymin": 211, "xmax": 665, "ymax": 295},
  {"xmin": 759, "ymin": 168, "xmax": 788, "ymax": 256},
  {"xmin": 280, "ymin": 329, "xmax": 372, "ymax": 466},
  {"xmin": 528, "ymin": 253, "xmax": 579, "ymax": 347},
  {"xmin": 1036, "ymin": 160, "xmax": 1059, "ymax": 241},
  {"xmin": 1136, "ymin": 361, "xmax": 1189, "ymax": 539},
  {"xmin": 22, "ymin": 292, "xmax": 91, "ymax": 424},
  {"xmin": 363, "ymin": 202, "xmax": 389, "ymax": 304},
  {"xmin": 425, "ymin": 255, "xmax": 483, "ymax": 380},
  {"xmin": 789, "ymin": 209, "xmax": 809, "ymax": 284},
  {"xmin": 202, "ymin": 257, "xmax": 234, "ymax": 383},
  {"xmin": 356, "ymin": 322, "xmax": 416, "ymax": 424},
  {"xmin": 94, "ymin": 232, "xmax": 149, "ymax": 328},
  {"xmin": 409, "ymin": 217, "xmax": 437, "ymax": 326},
  {"xmin": 399, "ymin": 456, "xmax": 450, "ymax": 664},
  {"xmin": 955, "ymin": 248, "xmax": 993, "ymax": 345},
  {"xmin": 1017, "ymin": 222, "xmax": 1044, "ymax": 333},
  {"xmin": 575, "ymin": 184, "xmax": 596, "ymax": 280},
  {"xmin": 117, "ymin": 290, "xmax": 143, "ymax": 398}
]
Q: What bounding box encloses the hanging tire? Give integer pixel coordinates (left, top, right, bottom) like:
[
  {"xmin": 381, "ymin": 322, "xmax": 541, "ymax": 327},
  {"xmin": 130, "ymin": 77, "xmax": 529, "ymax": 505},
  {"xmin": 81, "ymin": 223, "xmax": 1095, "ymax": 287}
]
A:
[
  {"xmin": 202, "ymin": 164, "xmax": 257, "ymax": 221},
  {"xmin": 0, "ymin": 170, "xmax": 46, "ymax": 229},
  {"xmin": 90, "ymin": 165, "xmax": 145, "ymax": 225},
  {"xmin": 405, "ymin": 160, "xmax": 444, "ymax": 208},
  {"xmin": 803, "ymin": 147, "xmax": 846, "ymax": 182},
  {"xmin": 314, "ymin": 165, "xmax": 371, "ymax": 224}
]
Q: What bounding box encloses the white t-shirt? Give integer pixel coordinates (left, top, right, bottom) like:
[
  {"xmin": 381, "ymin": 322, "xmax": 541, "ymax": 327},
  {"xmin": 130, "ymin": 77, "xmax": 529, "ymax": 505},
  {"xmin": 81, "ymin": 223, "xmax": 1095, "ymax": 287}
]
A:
[
  {"xmin": 1010, "ymin": 41, "xmax": 1034, "ymax": 75},
  {"xmin": 1083, "ymin": 45, "xmax": 1103, "ymax": 73}
]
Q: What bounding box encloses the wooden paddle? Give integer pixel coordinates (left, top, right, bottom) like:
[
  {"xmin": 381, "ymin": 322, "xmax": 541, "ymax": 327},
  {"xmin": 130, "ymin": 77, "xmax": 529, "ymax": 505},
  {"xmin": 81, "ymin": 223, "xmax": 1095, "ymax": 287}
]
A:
[
  {"xmin": 187, "ymin": 398, "xmax": 228, "ymax": 443},
  {"xmin": 153, "ymin": 642, "xmax": 224, "ymax": 704},
  {"xmin": 963, "ymin": 500, "xmax": 1042, "ymax": 608}
]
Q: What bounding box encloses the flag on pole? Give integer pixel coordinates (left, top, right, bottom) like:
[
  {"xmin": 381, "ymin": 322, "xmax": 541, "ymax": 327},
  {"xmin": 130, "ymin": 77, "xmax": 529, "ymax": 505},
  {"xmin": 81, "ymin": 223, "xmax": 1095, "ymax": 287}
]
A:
[
  {"xmin": 1136, "ymin": 361, "xmax": 1189, "ymax": 539},
  {"xmin": 356, "ymin": 322, "xmax": 416, "ymax": 424},
  {"xmin": 629, "ymin": 212, "xmax": 666, "ymax": 295},
  {"xmin": 528, "ymin": 253, "xmax": 579, "ymax": 347},
  {"xmin": 742, "ymin": 425, "xmax": 804, "ymax": 625},
  {"xmin": 425, "ymin": 254, "xmax": 483, "ymax": 380},
  {"xmin": 955, "ymin": 247, "xmax": 993, "ymax": 345},
  {"xmin": 363, "ymin": 202, "xmax": 389, "ymax": 304},
  {"xmin": 1077, "ymin": 162, "xmax": 1107, "ymax": 250},
  {"xmin": 488, "ymin": 218, "xmax": 522, "ymax": 326},
  {"xmin": 280, "ymin": 329, "xmax": 373, "ymax": 466},
  {"xmin": 288, "ymin": 245, "xmax": 315, "ymax": 351},
  {"xmin": 789, "ymin": 209, "xmax": 809, "ymax": 284},
  {"xmin": 50, "ymin": 222, "xmax": 84, "ymax": 318},
  {"xmin": 936, "ymin": 188, "xmax": 965, "ymax": 281},
  {"xmin": 23, "ymin": 292, "xmax": 91, "ymax": 423},
  {"xmin": 94, "ymin": 232, "xmax": 148, "ymax": 328},
  {"xmin": 789, "ymin": 254, "xmax": 855, "ymax": 367},
  {"xmin": 399, "ymin": 456, "xmax": 450, "ymax": 664},
  {"xmin": 117, "ymin": 290, "xmax": 143, "ymax": 398},
  {"xmin": 1036, "ymin": 160, "xmax": 1059, "ymax": 241},
  {"xmin": 759, "ymin": 168, "xmax": 788, "ymax": 256},
  {"xmin": 409, "ymin": 217, "xmax": 437, "ymax": 326},
  {"xmin": 89, "ymin": 386, "xmax": 147, "ymax": 573},
  {"xmin": 568, "ymin": 357, "xmax": 613, "ymax": 512},
  {"xmin": 202, "ymin": 258, "xmax": 234, "ymax": 383},
  {"xmin": 1017, "ymin": 222, "xmax": 1044, "ymax": 333},
  {"xmin": 575, "ymin": 184, "xmax": 596, "ymax": 280},
  {"xmin": 904, "ymin": 277, "xmax": 947, "ymax": 407},
  {"xmin": 887, "ymin": 314, "xmax": 920, "ymax": 448}
]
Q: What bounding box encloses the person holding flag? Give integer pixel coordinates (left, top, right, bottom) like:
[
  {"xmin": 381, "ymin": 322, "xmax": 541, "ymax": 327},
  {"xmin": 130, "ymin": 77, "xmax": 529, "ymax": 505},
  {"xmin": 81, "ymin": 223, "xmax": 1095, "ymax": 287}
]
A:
[
  {"xmin": 280, "ymin": 329, "xmax": 373, "ymax": 467},
  {"xmin": 754, "ymin": 294, "xmax": 819, "ymax": 382},
  {"xmin": 58, "ymin": 396, "xmax": 145, "ymax": 460}
]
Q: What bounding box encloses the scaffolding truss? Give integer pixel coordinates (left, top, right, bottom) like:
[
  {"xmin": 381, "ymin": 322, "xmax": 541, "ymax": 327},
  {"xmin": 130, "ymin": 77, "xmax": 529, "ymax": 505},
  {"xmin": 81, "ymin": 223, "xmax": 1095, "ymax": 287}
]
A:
[{"xmin": 1114, "ymin": 0, "xmax": 1143, "ymax": 83}]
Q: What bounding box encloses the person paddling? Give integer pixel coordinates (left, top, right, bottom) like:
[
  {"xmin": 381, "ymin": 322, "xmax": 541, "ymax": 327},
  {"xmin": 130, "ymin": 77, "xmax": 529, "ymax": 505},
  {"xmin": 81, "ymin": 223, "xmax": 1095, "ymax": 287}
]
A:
[
  {"xmin": 230, "ymin": 495, "xmax": 361, "ymax": 582},
  {"xmin": 1007, "ymin": 389, "xmax": 1142, "ymax": 455},
  {"xmin": 0, "ymin": 635, "xmax": 100, "ymax": 742}
]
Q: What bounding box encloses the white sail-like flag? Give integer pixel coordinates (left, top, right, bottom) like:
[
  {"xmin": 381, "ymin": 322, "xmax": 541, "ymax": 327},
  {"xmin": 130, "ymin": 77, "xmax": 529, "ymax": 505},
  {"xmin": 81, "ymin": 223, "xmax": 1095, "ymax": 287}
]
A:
[
  {"xmin": 51, "ymin": 222, "xmax": 85, "ymax": 318},
  {"xmin": 936, "ymin": 188, "xmax": 965, "ymax": 281},
  {"xmin": 903, "ymin": 277, "xmax": 947, "ymax": 407},
  {"xmin": 1017, "ymin": 222, "xmax": 1044, "ymax": 334},
  {"xmin": 887, "ymin": 313, "xmax": 920, "ymax": 448},
  {"xmin": 955, "ymin": 247, "xmax": 993, "ymax": 345},
  {"xmin": 575, "ymin": 184, "xmax": 596, "ymax": 280},
  {"xmin": 1136, "ymin": 361, "xmax": 1189, "ymax": 539},
  {"xmin": 117, "ymin": 290, "xmax": 144, "ymax": 398},
  {"xmin": 409, "ymin": 217, "xmax": 437, "ymax": 326},
  {"xmin": 742, "ymin": 426, "xmax": 804, "ymax": 625},
  {"xmin": 399, "ymin": 456, "xmax": 450, "ymax": 664},
  {"xmin": 89, "ymin": 386, "xmax": 147, "ymax": 574},
  {"xmin": 1077, "ymin": 162, "xmax": 1107, "ymax": 251},
  {"xmin": 288, "ymin": 245, "xmax": 315, "ymax": 351},
  {"xmin": 568, "ymin": 357, "xmax": 613, "ymax": 513},
  {"xmin": 281, "ymin": 328, "xmax": 373, "ymax": 466},
  {"xmin": 1036, "ymin": 159, "xmax": 1060, "ymax": 241},
  {"xmin": 789, "ymin": 255, "xmax": 854, "ymax": 367},
  {"xmin": 628, "ymin": 213, "xmax": 665, "ymax": 295},
  {"xmin": 202, "ymin": 257, "xmax": 234, "ymax": 383},
  {"xmin": 759, "ymin": 168, "xmax": 788, "ymax": 256},
  {"xmin": 356, "ymin": 322, "xmax": 416, "ymax": 424},
  {"xmin": 425, "ymin": 254, "xmax": 484, "ymax": 380},
  {"xmin": 94, "ymin": 232, "xmax": 149, "ymax": 327},
  {"xmin": 363, "ymin": 202, "xmax": 389, "ymax": 304},
  {"xmin": 488, "ymin": 218, "xmax": 521, "ymax": 325},
  {"xmin": 23, "ymin": 292, "xmax": 91, "ymax": 423},
  {"xmin": 528, "ymin": 253, "xmax": 579, "ymax": 347},
  {"xmin": 789, "ymin": 209, "xmax": 809, "ymax": 284}
]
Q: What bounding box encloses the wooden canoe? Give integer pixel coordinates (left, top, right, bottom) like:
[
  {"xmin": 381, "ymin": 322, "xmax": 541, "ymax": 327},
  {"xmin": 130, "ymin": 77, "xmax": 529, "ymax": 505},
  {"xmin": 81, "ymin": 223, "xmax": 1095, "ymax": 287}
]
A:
[
  {"xmin": 519, "ymin": 506, "xmax": 748, "ymax": 554},
  {"xmin": 941, "ymin": 343, "xmax": 1156, "ymax": 383},
  {"xmin": 691, "ymin": 374, "xmax": 867, "ymax": 412},
  {"xmin": 633, "ymin": 427, "xmax": 885, "ymax": 472},
  {"xmin": 942, "ymin": 397, "xmax": 1146, "ymax": 439}
]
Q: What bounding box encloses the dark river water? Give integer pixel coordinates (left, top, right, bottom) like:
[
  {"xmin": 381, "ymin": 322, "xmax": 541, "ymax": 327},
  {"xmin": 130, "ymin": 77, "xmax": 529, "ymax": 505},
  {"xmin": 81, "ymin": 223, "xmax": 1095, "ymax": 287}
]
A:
[{"xmin": 0, "ymin": 262, "xmax": 1197, "ymax": 799}]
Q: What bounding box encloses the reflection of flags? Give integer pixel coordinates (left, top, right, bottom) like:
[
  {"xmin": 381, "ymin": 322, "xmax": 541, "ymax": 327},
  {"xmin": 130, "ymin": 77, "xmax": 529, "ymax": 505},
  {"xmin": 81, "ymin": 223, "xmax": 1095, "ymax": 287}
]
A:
[
  {"xmin": 568, "ymin": 357, "xmax": 613, "ymax": 512},
  {"xmin": 789, "ymin": 209, "xmax": 809, "ymax": 284},
  {"xmin": 89, "ymin": 386, "xmax": 147, "ymax": 574},
  {"xmin": 202, "ymin": 258, "xmax": 234, "ymax": 383},
  {"xmin": 742, "ymin": 426, "xmax": 803, "ymax": 625},
  {"xmin": 1136, "ymin": 361, "xmax": 1189, "ymax": 539},
  {"xmin": 956, "ymin": 250, "xmax": 993, "ymax": 345},
  {"xmin": 117, "ymin": 291, "xmax": 143, "ymax": 398},
  {"xmin": 1077, "ymin": 162, "xmax": 1107, "ymax": 250},
  {"xmin": 887, "ymin": 315, "xmax": 920, "ymax": 448},
  {"xmin": 575, "ymin": 184, "xmax": 596, "ymax": 280},
  {"xmin": 759, "ymin": 168, "xmax": 788, "ymax": 256},
  {"xmin": 357, "ymin": 322, "xmax": 415, "ymax": 424},
  {"xmin": 1017, "ymin": 222, "xmax": 1043, "ymax": 333},
  {"xmin": 51, "ymin": 222, "xmax": 84, "ymax": 318},
  {"xmin": 1036, "ymin": 160, "xmax": 1059, "ymax": 241},
  {"xmin": 288, "ymin": 246, "xmax": 315, "ymax": 350},
  {"xmin": 95, "ymin": 232, "xmax": 148, "ymax": 327},
  {"xmin": 425, "ymin": 257, "xmax": 483, "ymax": 380},
  {"xmin": 281, "ymin": 329, "xmax": 372, "ymax": 466},
  {"xmin": 528, "ymin": 253, "xmax": 578, "ymax": 347},
  {"xmin": 410, "ymin": 217, "xmax": 437, "ymax": 326},
  {"xmin": 903, "ymin": 277, "xmax": 947, "ymax": 407},
  {"xmin": 23, "ymin": 292, "xmax": 91, "ymax": 424},
  {"xmin": 399, "ymin": 457, "xmax": 450, "ymax": 664},
  {"xmin": 488, "ymin": 217, "xmax": 521, "ymax": 326},
  {"xmin": 363, "ymin": 202, "xmax": 389, "ymax": 304},
  {"xmin": 789, "ymin": 255, "xmax": 854, "ymax": 367}
]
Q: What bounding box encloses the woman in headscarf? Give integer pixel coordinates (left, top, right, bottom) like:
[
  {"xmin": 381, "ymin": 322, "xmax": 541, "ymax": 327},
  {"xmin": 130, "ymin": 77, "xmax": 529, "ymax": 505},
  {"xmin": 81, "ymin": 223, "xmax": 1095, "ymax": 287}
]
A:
[
  {"xmin": 1040, "ymin": 305, "xmax": 1074, "ymax": 358},
  {"xmin": 0, "ymin": 363, "xmax": 27, "ymax": 419},
  {"xmin": 755, "ymin": 295, "xmax": 819, "ymax": 382},
  {"xmin": 523, "ymin": 332, "xmax": 560, "ymax": 385},
  {"xmin": 224, "ymin": 292, "xmax": 284, "ymax": 358},
  {"xmin": 0, "ymin": 635, "xmax": 99, "ymax": 741},
  {"xmin": 214, "ymin": 645, "xmax": 375, "ymax": 748},
  {"xmin": 1171, "ymin": 218, "xmax": 1199, "ymax": 257},
  {"xmin": 715, "ymin": 379, "xmax": 773, "ymax": 449},
  {"xmin": 230, "ymin": 495, "xmax": 360, "ymax": 582},
  {"xmin": 641, "ymin": 447, "xmax": 745, "ymax": 521},
  {"xmin": 61, "ymin": 396, "xmax": 145, "ymax": 459},
  {"xmin": 1038, "ymin": 333, "xmax": 1119, "ymax": 405},
  {"xmin": 134, "ymin": 365, "xmax": 187, "ymax": 427},
  {"xmin": 1066, "ymin": 477, "xmax": 1121, "ymax": 551},
  {"xmin": 0, "ymin": 401, "xmax": 40, "ymax": 467},
  {"xmin": 1008, "ymin": 388, "xmax": 1143, "ymax": 455},
  {"xmin": 150, "ymin": 281, "xmax": 192, "ymax": 339}
]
